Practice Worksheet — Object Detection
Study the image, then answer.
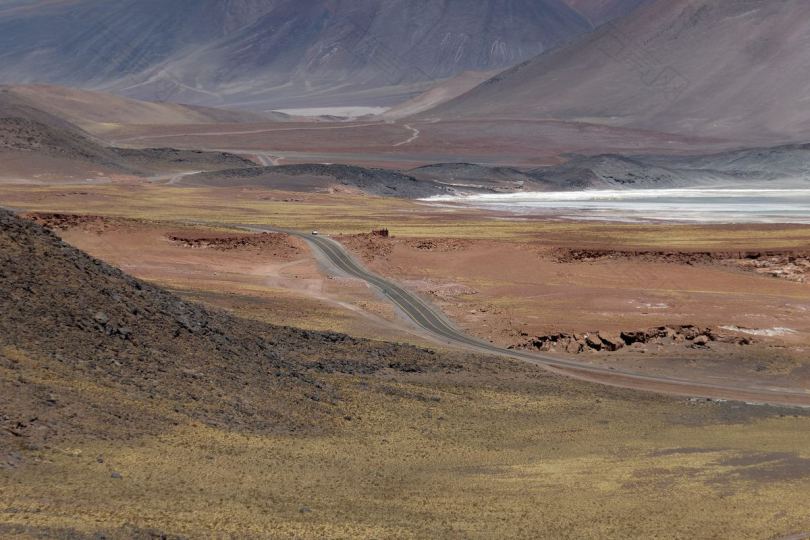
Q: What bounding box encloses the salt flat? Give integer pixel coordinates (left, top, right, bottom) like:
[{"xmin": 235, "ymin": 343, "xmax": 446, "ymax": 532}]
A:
[
  {"xmin": 272, "ymin": 107, "xmax": 390, "ymax": 118},
  {"xmin": 426, "ymin": 188, "xmax": 810, "ymax": 223}
]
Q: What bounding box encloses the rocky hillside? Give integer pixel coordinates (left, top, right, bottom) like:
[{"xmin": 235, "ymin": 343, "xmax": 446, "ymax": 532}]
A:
[
  {"xmin": 409, "ymin": 163, "xmax": 542, "ymax": 193},
  {"xmin": 0, "ymin": 116, "xmax": 120, "ymax": 164},
  {"xmin": 0, "ymin": 209, "xmax": 441, "ymax": 454},
  {"xmin": 529, "ymin": 143, "xmax": 810, "ymax": 190}
]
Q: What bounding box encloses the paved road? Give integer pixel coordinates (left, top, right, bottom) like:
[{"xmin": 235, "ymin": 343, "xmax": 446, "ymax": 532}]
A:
[{"xmin": 264, "ymin": 228, "xmax": 810, "ymax": 408}]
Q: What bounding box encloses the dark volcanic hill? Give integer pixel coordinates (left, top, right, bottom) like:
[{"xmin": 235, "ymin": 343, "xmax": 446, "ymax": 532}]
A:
[
  {"xmin": 0, "ymin": 209, "xmax": 440, "ymax": 453},
  {"xmin": 423, "ymin": 0, "xmax": 810, "ymax": 143},
  {"xmin": 0, "ymin": 207, "xmax": 317, "ymax": 444},
  {"xmin": 185, "ymin": 163, "xmax": 456, "ymax": 198},
  {"xmin": 408, "ymin": 163, "xmax": 542, "ymax": 193},
  {"xmin": 528, "ymin": 143, "xmax": 810, "ymax": 190},
  {"xmin": 0, "ymin": 0, "xmax": 597, "ymax": 109}
]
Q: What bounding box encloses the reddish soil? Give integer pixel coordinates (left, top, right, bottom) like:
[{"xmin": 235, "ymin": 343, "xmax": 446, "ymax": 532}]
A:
[
  {"xmin": 25, "ymin": 214, "xmax": 416, "ymax": 344},
  {"xmin": 340, "ymin": 233, "xmax": 474, "ymax": 263},
  {"xmin": 337, "ymin": 232, "xmax": 810, "ymax": 387},
  {"xmin": 1, "ymin": 208, "xmax": 460, "ymax": 460}
]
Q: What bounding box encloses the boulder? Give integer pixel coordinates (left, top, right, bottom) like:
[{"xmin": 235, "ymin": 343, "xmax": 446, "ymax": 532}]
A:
[
  {"xmin": 680, "ymin": 326, "xmax": 702, "ymax": 340},
  {"xmin": 566, "ymin": 340, "xmax": 584, "ymax": 354},
  {"xmin": 620, "ymin": 331, "xmax": 646, "ymax": 345},
  {"xmin": 584, "ymin": 334, "xmax": 602, "ymax": 351},
  {"xmin": 598, "ymin": 333, "xmax": 624, "ymax": 352},
  {"xmin": 692, "ymin": 335, "xmax": 710, "ymax": 348}
]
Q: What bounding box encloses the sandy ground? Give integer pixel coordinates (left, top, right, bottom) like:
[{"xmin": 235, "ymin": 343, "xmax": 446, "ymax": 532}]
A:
[{"xmin": 105, "ymin": 118, "xmax": 736, "ymax": 169}]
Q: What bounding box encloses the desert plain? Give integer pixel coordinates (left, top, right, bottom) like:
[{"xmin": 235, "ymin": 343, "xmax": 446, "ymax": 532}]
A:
[
  {"xmin": 2, "ymin": 172, "xmax": 810, "ymax": 537},
  {"xmin": 1, "ymin": 67, "xmax": 810, "ymax": 538}
]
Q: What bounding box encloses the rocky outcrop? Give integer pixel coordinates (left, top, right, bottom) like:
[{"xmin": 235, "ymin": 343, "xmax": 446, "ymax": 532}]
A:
[
  {"xmin": 512, "ymin": 326, "xmax": 752, "ymax": 354},
  {"xmin": 408, "ymin": 239, "xmax": 472, "ymax": 252},
  {"xmin": 339, "ymin": 233, "xmax": 395, "ymax": 262},
  {"xmin": 737, "ymin": 256, "xmax": 809, "ymax": 284},
  {"xmin": 167, "ymin": 232, "xmax": 301, "ymax": 255},
  {"xmin": 25, "ymin": 213, "xmax": 124, "ymax": 233},
  {"xmin": 555, "ymin": 249, "xmax": 810, "ymax": 284}
]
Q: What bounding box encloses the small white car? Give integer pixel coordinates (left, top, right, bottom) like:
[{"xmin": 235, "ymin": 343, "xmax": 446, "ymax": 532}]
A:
[{"xmin": 311, "ymin": 231, "xmax": 319, "ymax": 236}]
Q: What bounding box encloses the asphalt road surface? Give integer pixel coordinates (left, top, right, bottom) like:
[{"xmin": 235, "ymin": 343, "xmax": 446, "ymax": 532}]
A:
[{"xmin": 259, "ymin": 228, "xmax": 810, "ymax": 408}]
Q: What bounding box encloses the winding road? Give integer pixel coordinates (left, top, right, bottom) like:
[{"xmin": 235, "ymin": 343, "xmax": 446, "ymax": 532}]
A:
[
  {"xmin": 393, "ymin": 124, "xmax": 420, "ymax": 147},
  {"xmin": 257, "ymin": 228, "xmax": 810, "ymax": 408}
]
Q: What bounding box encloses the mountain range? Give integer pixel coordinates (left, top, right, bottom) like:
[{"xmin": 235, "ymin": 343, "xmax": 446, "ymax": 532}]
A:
[
  {"xmin": 0, "ymin": 0, "xmax": 644, "ymax": 109},
  {"xmin": 3, "ymin": 1, "xmax": 806, "ymax": 150},
  {"xmin": 423, "ymin": 0, "xmax": 810, "ymax": 142}
]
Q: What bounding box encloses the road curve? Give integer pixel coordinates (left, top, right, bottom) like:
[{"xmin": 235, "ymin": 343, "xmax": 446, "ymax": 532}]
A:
[
  {"xmin": 393, "ymin": 124, "xmax": 420, "ymax": 147},
  {"xmin": 258, "ymin": 228, "xmax": 810, "ymax": 408}
]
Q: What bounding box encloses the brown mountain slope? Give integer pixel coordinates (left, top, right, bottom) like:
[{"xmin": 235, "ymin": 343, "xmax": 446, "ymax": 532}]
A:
[
  {"xmin": 0, "ymin": 89, "xmax": 256, "ymax": 178},
  {"xmin": 2, "ymin": 85, "xmax": 272, "ymax": 131},
  {"xmin": 422, "ymin": 0, "xmax": 810, "ymax": 143},
  {"xmin": 0, "ymin": 93, "xmax": 130, "ymax": 172},
  {"xmin": 382, "ymin": 70, "xmax": 499, "ymax": 120}
]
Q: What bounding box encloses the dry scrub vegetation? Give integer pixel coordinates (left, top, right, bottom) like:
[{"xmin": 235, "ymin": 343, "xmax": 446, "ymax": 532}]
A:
[
  {"xmin": 5, "ymin": 182, "xmax": 810, "ymax": 247},
  {"xmin": 2, "ymin": 187, "xmax": 810, "ymax": 538},
  {"xmin": 3, "ymin": 357, "xmax": 810, "ymax": 538}
]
